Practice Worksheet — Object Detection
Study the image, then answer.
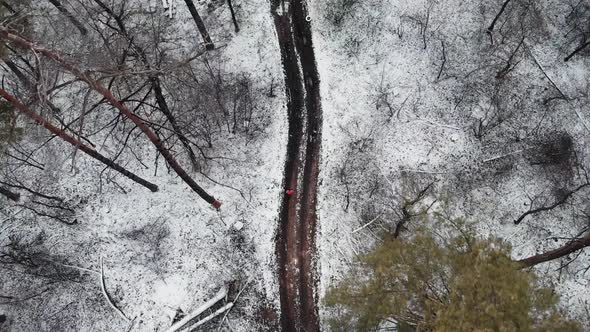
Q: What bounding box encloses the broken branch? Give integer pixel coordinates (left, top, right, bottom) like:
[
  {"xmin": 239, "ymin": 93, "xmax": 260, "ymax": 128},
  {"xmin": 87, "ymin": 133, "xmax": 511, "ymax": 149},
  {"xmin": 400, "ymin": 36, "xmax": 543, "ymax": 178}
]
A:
[{"xmin": 100, "ymin": 257, "xmax": 131, "ymax": 322}]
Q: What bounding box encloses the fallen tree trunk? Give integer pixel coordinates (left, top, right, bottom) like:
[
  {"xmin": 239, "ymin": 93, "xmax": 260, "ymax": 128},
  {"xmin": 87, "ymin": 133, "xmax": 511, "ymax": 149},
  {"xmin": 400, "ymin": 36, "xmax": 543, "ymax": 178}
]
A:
[
  {"xmin": 518, "ymin": 234, "xmax": 590, "ymax": 267},
  {"xmin": 0, "ymin": 88, "xmax": 159, "ymax": 192},
  {"xmin": 0, "ymin": 28, "xmax": 221, "ymax": 209},
  {"xmin": 150, "ymin": 77, "xmax": 200, "ymax": 171}
]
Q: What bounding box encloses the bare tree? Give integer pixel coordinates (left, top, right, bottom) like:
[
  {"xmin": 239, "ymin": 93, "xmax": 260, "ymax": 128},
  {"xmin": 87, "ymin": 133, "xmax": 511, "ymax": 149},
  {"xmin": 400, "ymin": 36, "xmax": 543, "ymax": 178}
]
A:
[
  {"xmin": 0, "ymin": 28, "xmax": 222, "ymax": 208},
  {"xmin": 183, "ymin": 0, "xmax": 214, "ymax": 50},
  {"xmin": 91, "ymin": 0, "xmax": 201, "ymax": 171},
  {"xmin": 0, "ymin": 87, "xmax": 159, "ymax": 192}
]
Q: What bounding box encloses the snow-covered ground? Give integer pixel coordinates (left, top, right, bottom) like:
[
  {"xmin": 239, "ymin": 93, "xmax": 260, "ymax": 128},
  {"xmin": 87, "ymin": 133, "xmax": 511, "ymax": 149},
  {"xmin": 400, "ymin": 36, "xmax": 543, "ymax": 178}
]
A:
[
  {"xmin": 3, "ymin": 0, "xmax": 590, "ymax": 330},
  {"xmin": 312, "ymin": 0, "xmax": 590, "ymax": 327},
  {"xmin": 1, "ymin": 1, "xmax": 286, "ymax": 331}
]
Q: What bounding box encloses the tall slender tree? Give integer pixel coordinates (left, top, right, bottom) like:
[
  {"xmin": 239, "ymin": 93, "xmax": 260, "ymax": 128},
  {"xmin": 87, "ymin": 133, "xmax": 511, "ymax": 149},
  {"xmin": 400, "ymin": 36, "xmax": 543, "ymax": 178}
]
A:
[{"xmin": 183, "ymin": 0, "xmax": 215, "ymax": 50}]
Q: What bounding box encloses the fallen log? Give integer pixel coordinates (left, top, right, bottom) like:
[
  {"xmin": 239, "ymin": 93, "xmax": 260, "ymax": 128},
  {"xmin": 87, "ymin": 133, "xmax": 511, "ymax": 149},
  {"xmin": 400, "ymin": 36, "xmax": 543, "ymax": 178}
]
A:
[{"xmin": 164, "ymin": 287, "xmax": 227, "ymax": 332}]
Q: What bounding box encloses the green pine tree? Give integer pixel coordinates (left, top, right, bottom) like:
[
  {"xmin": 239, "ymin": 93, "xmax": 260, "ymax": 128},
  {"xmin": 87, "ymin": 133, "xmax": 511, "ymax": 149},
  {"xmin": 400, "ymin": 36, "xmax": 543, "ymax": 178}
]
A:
[{"xmin": 325, "ymin": 228, "xmax": 581, "ymax": 331}]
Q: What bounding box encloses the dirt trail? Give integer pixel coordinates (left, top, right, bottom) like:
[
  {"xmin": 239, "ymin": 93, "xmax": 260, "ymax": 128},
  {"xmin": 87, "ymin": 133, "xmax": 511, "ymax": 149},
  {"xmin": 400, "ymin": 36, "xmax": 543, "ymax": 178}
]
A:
[{"xmin": 271, "ymin": 0, "xmax": 322, "ymax": 331}]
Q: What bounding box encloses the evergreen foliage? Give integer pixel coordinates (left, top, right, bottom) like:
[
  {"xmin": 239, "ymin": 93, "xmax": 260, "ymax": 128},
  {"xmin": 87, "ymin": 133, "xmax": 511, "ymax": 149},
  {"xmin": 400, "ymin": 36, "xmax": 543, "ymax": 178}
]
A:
[{"xmin": 325, "ymin": 228, "xmax": 581, "ymax": 331}]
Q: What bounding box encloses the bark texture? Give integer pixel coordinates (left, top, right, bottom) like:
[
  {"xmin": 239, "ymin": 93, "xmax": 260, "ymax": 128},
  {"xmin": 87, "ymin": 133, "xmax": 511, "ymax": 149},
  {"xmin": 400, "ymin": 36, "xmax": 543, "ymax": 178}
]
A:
[
  {"xmin": 518, "ymin": 234, "xmax": 590, "ymax": 267},
  {"xmin": 183, "ymin": 0, "xmax": 215, "ymax": 50},
  {"xmin": 0, "ymin": 88, "xmax": 159, "ymax": 192}
]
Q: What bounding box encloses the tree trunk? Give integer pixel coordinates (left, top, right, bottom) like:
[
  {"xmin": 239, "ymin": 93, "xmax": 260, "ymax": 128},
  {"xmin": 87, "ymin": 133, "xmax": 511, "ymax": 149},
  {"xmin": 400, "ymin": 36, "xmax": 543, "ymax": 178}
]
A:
[
  {"xmin": 183, "ymin": 0, "xmax": 215, "ymax": 50},
  {"xmin": 151, "ymin": 77, "xmax": 200, "ymax": 171},
  {"xmin": 0, "ymin": 186, "xmax": 20, "ymax": 201},
  {"xmin": 0, "ymin": 87, "xmax": 159, "ymax": 193},
  {"xmin": 0, "ymin": 29, "xmax": 221, "ymax": 208},
  {"xmin": 227, "ymin": 0, "xmax": 239, "ymax": 33},
  {"xmin": 92, "ymin": 0, "xmax": 201, "ymax": 171},
  {"xmin": 518, "ymin": 234, "xmax": 590, "ymax": 267},
  {"xmin": 46, "ymin": 0, "xmax": 88, "ymax": 36}
]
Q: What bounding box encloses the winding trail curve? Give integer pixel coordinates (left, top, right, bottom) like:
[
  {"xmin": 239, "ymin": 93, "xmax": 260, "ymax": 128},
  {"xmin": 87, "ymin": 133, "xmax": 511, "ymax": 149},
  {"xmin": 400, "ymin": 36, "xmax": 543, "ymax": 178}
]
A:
[{"xmin": 271, "ymin": 1, "xmax": 323, "ymax": 331}]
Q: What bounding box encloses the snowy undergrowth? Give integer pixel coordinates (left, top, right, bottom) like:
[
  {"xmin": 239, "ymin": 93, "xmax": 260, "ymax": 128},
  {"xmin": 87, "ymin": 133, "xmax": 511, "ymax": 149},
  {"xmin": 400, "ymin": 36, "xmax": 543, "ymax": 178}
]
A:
[
  {"xmin": 312, "ymin": 0, "xmax": 590, "ymax": 327},
  {"xmin": 1, "ymin": 1, "xmax": 285, "ymax": 331}
]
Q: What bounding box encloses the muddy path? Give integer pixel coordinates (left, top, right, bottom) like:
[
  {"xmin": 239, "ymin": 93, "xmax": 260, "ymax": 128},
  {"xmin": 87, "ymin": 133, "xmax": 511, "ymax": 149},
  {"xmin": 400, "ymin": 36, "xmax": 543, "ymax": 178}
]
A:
[{"xmin": 271, "ymin": 0, "xmax": 323, "ymax": 331}]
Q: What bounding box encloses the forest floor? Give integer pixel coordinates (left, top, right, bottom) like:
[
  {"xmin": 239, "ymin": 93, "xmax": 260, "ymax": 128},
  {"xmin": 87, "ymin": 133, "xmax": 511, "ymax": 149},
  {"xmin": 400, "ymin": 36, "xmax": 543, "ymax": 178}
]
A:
[
  {"xmin": 311, "ymin": 0, "xmax": 590, "ymax": 327},
  {"xmin": 272, "ymin": 0, "xmax": 322, "ymax": 331},
  {"xmin": 3, "ymin": 0, "xmax": 590, "ymax": 331},
  {"xmin": 1, "ymin": 1, "xmax": 290, "ymax": 331}
]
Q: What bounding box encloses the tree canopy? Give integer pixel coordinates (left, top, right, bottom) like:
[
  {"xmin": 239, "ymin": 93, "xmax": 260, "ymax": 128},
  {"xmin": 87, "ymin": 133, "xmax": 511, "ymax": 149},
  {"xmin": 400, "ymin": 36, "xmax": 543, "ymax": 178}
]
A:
[{"xmin": 325, "ymin": 228, "xmax": 581, "ymax": 331}]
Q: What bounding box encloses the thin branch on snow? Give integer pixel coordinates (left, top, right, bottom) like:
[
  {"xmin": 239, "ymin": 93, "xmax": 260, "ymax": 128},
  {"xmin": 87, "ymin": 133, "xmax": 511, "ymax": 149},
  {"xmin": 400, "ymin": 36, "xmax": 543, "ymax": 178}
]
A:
[
  {"xmin": 483, "ymin": 148, "xmax": 530, "ymax": 163},
  {"xmin": 400, "ymin": 168, "xmax": 452, "ymax": 175},
  {"xmin": 71, "ymin": 89, "xmax": 92, "ymax": 172},
  {"xmin": 0, "ymin": 208, "xmax": 24, "ymax": 223},
  {"xmin": 334, "ymin": 243, "xmax": 354, "ymax": 263},
  {"xmin": 64, "ymin": 263, "xmax": 100, "ymax": 275},
  {"xmin": 352, "ymin": 215, "xmax": 381, "ymax": 234},
  {"xmin": 486, "ymin": 0, "xmax": 513, "ymax": 43},
  {"xmin": 573, "ymin": 108, "xmax": 590, "ymax": 134},
  {"xmin": 514, "ymin": 183, "xmax": 590, "ymax": 225},
  {"xmin": 523, "ymin": 41, "xmax": 569, "ymax": 101},
  {"xmin": 100, "ymin": 257, "xmax": 131, "ymax": 322},
  {"xmin": 44, "ymin": 259, "xmax": 100, "ymax": 275},
  {"xmin": 198, "ymin": 171, "xmax": 251, "ymax": 204},
  {"xmin": 564, "ymin": 40, "xmax": 590, "ymax": 62},
  {"xmin": 413, "ymin": 118, "xmax": 462, "ymax": 131},
  {"xmin": 436, "ymin": 39, "xmax": 446, "ymax": 81}
]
